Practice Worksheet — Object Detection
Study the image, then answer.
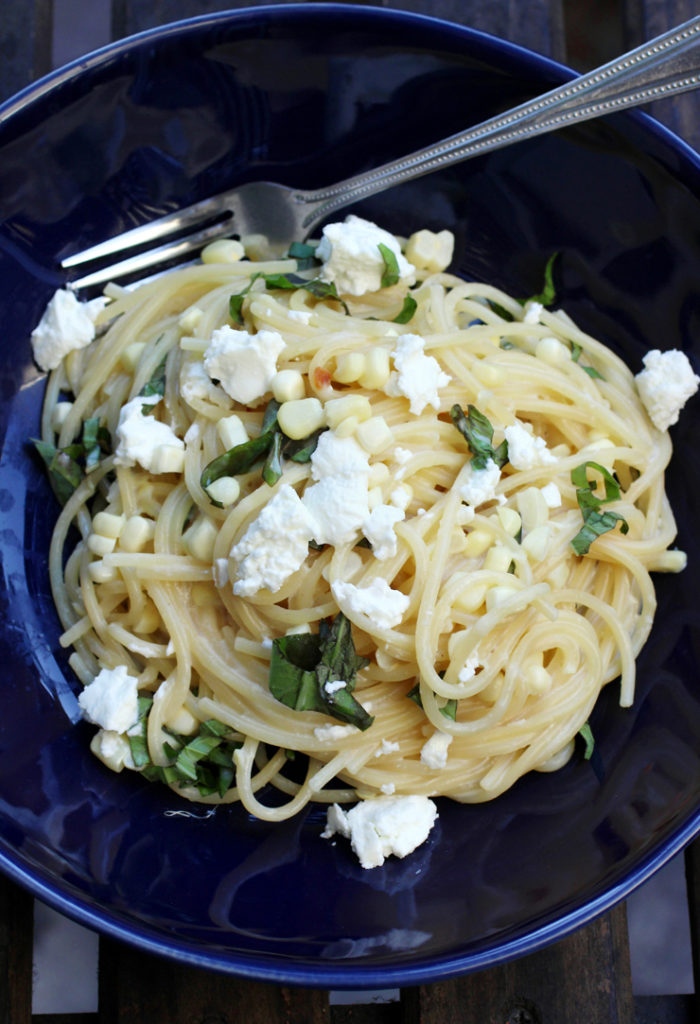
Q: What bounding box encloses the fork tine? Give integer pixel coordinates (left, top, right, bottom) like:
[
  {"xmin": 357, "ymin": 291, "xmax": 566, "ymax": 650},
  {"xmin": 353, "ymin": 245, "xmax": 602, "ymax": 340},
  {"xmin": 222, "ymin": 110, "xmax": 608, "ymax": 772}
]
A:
[
  {"xmin": 61, "ymin": 195, "xmax": 233, "ymax": 269},
  {"xmin": 67, "ymin": 219, "xmax": 235, "ymax": 290}
]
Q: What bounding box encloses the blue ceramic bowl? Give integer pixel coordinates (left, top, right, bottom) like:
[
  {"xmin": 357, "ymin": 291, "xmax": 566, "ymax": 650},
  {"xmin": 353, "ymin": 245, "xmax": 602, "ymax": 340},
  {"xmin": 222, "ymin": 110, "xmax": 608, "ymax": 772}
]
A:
[{"xmin": 1, "ymin": 3, "xmax": 700, "ymax": 988}]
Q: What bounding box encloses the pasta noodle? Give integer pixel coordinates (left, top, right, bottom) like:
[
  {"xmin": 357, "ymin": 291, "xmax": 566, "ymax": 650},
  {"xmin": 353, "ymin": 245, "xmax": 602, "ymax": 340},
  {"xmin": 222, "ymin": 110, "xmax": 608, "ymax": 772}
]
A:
[{"xmin": 34, "ymin": 224, "xmax": 690, "ymax": 833}]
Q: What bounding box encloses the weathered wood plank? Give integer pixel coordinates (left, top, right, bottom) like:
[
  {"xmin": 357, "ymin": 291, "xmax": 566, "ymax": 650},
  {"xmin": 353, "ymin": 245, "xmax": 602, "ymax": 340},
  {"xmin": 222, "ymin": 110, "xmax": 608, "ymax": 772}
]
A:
[
  {"xmin": 623, "ymin": 0, "xmax": 700, "ymax": 152},
  {"xmin": 97, "ymin": 936, "xmax": 330, "ymax": 1024},
  {"xmin": 0, "ymin": 875, "xmax": 33, "ymax": 1024},
  {"xmin": 0, "ymin": 0, "xmax": 53, "ymax": 103},
  {"xmin": 112, "ymin": 0, "xmax": 566, "ymax": 62},
  {"xmin": 401, "ymin": 903, "xmax": 634, "ymax": 1024}
]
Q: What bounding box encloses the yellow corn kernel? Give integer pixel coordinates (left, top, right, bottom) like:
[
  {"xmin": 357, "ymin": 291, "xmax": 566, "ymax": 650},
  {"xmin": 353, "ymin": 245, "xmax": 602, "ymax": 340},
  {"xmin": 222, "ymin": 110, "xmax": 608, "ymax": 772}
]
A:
[
  {"xmin": 359, "ymin": 347, "xmax": 391, "ymax": 390},
  {"xmin": 121, "ymin": 341, "xmax": 146, "ymax": 373},
  {"xmin": 535, "ymin": 336, "xmax": 568, "ymax": 364},
  {"xmin": 183, "ymin": 516, "xmax": 218, "ymax": 563},
  {"xmin": 272, "ymin": 369, "xmax": 306, "ymax": 403},
  {"xmin": 483, "ymin": 544, "xmax": 513, "ymax": 573},
  {"xmin": 87, "ymin": 560, "xmax": 119, "ymax": 583},
  {"xmin": 88, "ymin": 533, "xmax": 116, "ymax": 556},
  {"xmin": 524, "ymin": 663, "xmax": 552, "ymax": 694},
  {"xmin": 277, "ymin": 397, "xmax": 325, "ymax": 440},
  {"xmin": 454, "ymin": 582, "xmax": 488, "ymax": 613},
  {"xmin": 201, "ymin": 238, "xmax": 245, "ymax": 263},
  {"xmin": 92, "ymin": 511, "xmax": 125, "ymax": 540},
  {"xmin": 217, "ymin": 414, "xmax": 248, "ymax": 451},
  {"xmin": 517, "ymin": 487, "xmax": 549, "ymax": 532},
  {"xmin": 120, "ymin": 515, "xmax": 155, "ymax": 553},
  {"xmin": 150, "ymin": 445, "xmax": 186, "ymax": 474},
  {"xmin": 50, "ymin": 401, "xmax": 73, "ymax": 432},
  {"xmin": 90, "ymin": 730, "xmax": 132, "ymax": 772},
  {"xmin": 463, "ymin": 529, "xmax": 493, "ymax": 558},
  {"xmin": 206, "ymin": 476, "xmax": 240, "ymax": 507},
  {"xmin": 496, "ymin": 506, "xmax": 521, "ymax": 537},
  {"xmin": 405, "ymin": 228, "xmax": 454, "ymax": 273},
  {"xmin": 522, "ymin": 524, "xmax": 551, "ymax": 561},
  {"xmin": 166, "ymin": 706, "xmax": 199, "ymax": 735},
  {"xmin": 355, "ymin": 414, "xmax": 394, "ymax": 454},
  {"xmin": 368, "ymin": 462, "xmax": 391, "ymax": 487},
  {"xmin": 367, "ymin": 486, "xmax": 384, "ymax": 511},
  {"xmin": 240, "ymin": 233, "xmax": 270, "ymax": 261},
  {"xmin": 485, "ymin": 584, "xmax": 519, "ymax": 611},
  {"xmin": 324, "ymin": 393, "xmax": 372, "ymax": 429},
  {"xmin": 333, "ymin": 352, "xmax": 367, "ymax": 384},
  {"xmin": 178, "ymin": 306, "xmax": 203, "ymax": 332},
  {"xmin": 334, "ymin": 415, "xmax": 360, "ymax": 438}
]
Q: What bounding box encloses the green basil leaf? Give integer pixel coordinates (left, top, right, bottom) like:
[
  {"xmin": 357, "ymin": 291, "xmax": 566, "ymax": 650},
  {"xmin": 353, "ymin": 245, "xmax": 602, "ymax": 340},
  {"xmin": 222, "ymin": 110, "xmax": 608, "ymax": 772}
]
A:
[
  {"xmin": 140, "ymin": 355, "xmax": 167, "ymax": 400},
  {"xmin": 571, "ymin": 461, "xmax": 621, "ymax": 504},
  {"xmin": 450, "ymin": 404, "xmax": 509, "ymax": 470},
  {"xmin": 378, "ymin": 242, "xmax": 400, "ymax": 288},
  {"xmin": 200, "ymin": 430, "xmax": 275, "ymax": 502},
  {"xmin": 571, "ymin": 461, "xmax": 629, "ymax": 555},
  {"xmin": 285, "ymin": 426, "xmax": 327, "ymax": 464},
  {"xmin": 570, "ymin": 508, "xmax": 629, "ymax": 556},
  {"xmin": 579, "ymin": 722, "xmax": 595, "ymax": 760},
  {"xmin": 526, "ymin": 252, "xmax": 558, "ymax": 307},
  {"xmin": 263, "ymin": 430, "xmax": 284, "ymax": 486},
  {"xmin": 582, "ymin": 365, "xmax": 605, "ymax": 381},
  {"xmin": 406, "ymin": 683, "xmax": 457, "ymax": 721},
  {"xmin": 571, "ymin": 340, "xmax": 605, "ymax": 380},
  {"xmin": 31, "ymin": 438, "xmax": 84, "ymax": 505},
  {"xmin": 392, "ymin": 295, "xmax": 417, "ymax": 324}
]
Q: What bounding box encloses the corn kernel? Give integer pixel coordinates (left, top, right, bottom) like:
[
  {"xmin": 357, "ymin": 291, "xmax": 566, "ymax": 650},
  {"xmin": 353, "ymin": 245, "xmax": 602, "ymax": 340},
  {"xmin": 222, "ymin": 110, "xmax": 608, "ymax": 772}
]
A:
[
  {"xmin": 88, "ymin": 533, "xmax": 116, "ymax": 556},
  {"xmin": 368, "ymin": 462, "xmax": 391, "ymax": 487},
  {"xmin": 405, "ymin": 229, "xmax": 454, "ymax": 273},
  {"xmin": 463, "ymin": 529, "xmax": 493, "ymax": 558},
  {"xmin": 277, "ymin": 397, "xmax": 325, "ymax": 440},
  {"xmin": 217, "ymin": 414, "xmax": 248, "ymax": 451},
  {"xmin": 87, "ymin": 560, "xmax": 118, "ymax": 583},
  {"xmin": 333, "ymin": 352, "xmax": 367, "ymax": 384},
  {"xmin": 272, "ymin": 369, "xmax": 306, "ymax": 404},
  {"xmin": 201, "ymin": 238, "xmax": 245, "ymax": 263},
  {"xmin": 355, "ymin": 415, "xmax": 394, "ymax": 454},
  {"xmin": 483, "ymin": 544, "xmax": 513, "ymax": 573},
  {"xmin": 368, "ymin": 486, "xmax": 384, "ymax": 511},
  {"xmin": 517, "ymin": 487, "xmax": 549, "ymax": 532},
  {"xmin": 240, "ymin": 233, "xmax": 270, "ymax": 261},
  {"xmin": 496, "ymin": 506, "xmax": 522, "ymax": 537},
  {"xmin": 390, "ymin": 484, "xmax": 412, "ymax": 510},
  {"xmin": 485, "ymin": 584, "xmax": 519, "ymax": 611},
  {"xmin": 535, "ymin": 336, "xmax": 568, "ymax": 365},
  {"xmin": 183, "ymin": 516, "xmax": 218, "ymax": 563},
  {"xmin": 50, "ymin": 401, "xmax": 73, "ymax": 432},
  {"xmin": 90, "ymin": 730, "xmax": 131, "ymax": 772},
  {"xmin": 335, "ymin": 415, "xmax": 360, "ymax": 438},
  {"xmin": 150, "ymin": 444, "xmax": 186, "ymax": 474},
  {"xmin": 325, "ymin": 393, "xmax": 372, "ymax": 429},
  {"xmin": 454, "ymin": 582, "xmax": 488, "ymax": 613},
  {"xmin": 178, "ymin": 306, "xmax": 203, "ymax": 332},
  {"xmin": 92, "ymin": 511, "xmax": 125, "ymax": 540},
  {"xmin": 120, "ymin": 515, "xmax": 155, "ymax": 553},
  {"xmin": 522, "ymin": 524, "xmax": 551, "ymax": 561},
  {"xmin": 206, "ymin": 476, "xmax": 240, "ymax": 507},
  {"xmin": 167, "ymin": 706, "xmax": 199, "ymax": 735},
  {"xmin": 524, "ymin": 664, "xmax": 552, "ymax": 694},
  {"xmin": 121, "ymin": 341, "xmax": 146, "ymax": 373},
  {"xmin": 359, "ymin": 347, "xmax": 391, "ymax": 390},
  {"xmin": 133, "ymin": 600, "xmax": 160, "ymax": 633}
]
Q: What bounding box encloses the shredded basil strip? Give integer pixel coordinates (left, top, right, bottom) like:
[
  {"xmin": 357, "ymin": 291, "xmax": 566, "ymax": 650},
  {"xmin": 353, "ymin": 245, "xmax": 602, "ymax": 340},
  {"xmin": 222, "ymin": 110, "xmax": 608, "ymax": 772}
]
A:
[
  {"xmin": 229, "ymin": 271, "xmax": 349, "ymax": 321},
  {"xmin": 392, "ymin": 295, "xmax": 417, "ymax": 324},
  {"xmin": 579, "ymin": 722, "xmax": 595, "ymax": 760},
  {"xmin": 31, "ymin": 415, "xmax": 112, "ymax": 505},
  {"xmin": 139, "ymin": 354, "xmax": 167, "ymax": 412},
  {"xmin": 378, "ymin": 242, "xmax": 400, "ymax": 288},
  {"xmin": 269, "ymin": 613, "xmax": 373, "ymax": 731},
  {"xmin": 407, "ymin": 683, "xmax": 457, "ymax": 721},
  {"xmin": 450, "ymin": 404, "xmax": 509, "ymax": 470},
  {"xmin": 570, "ymin": 461, "xmax": 629, "ymax": 555},
  {"xmin": 527, "ymin": 252, "xmax": 559, "ymax": 307},
  {"xmin": 287, "ymin": 240, "xmax": 319, "ymax": 271},
  {"xmin": 570, "ymin": 341, "xmax": 605, "ymax": 380}
]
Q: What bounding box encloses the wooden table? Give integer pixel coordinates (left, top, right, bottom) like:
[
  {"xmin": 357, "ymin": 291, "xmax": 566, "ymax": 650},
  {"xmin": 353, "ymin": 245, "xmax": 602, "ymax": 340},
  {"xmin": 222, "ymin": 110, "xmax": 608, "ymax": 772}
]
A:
[{"xmin": 1, "ymin": 2, "xmax": 700, "ymax": 1021}]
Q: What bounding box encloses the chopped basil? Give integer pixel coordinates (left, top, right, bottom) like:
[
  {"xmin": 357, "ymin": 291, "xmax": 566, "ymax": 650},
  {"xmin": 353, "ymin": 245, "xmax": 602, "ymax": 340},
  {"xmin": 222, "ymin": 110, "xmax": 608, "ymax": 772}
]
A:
[
  {"xmin": 450, "ymin": 404, "xmax": 509, "ymax": 470},
  {"xmin": 200, "ymin": 429, "xmax": 276, "ymax": 505},
  {"xmin": 31, "ymin": 416, "xmax": 112, "ymax": 505},
  {"xmin": 287, "ymin": 240, "xmax": 319, "ymax": 272},
  {"xmin": 392, "ymin": 295, "xmax": 417, "ymax": 324},
  {"xmin": 570, "ymin": 341, "xmax": 605, "ymax": 380},
  {"xmin": 579, "ymin": 721, "xmax": 595, "ymax": 760},
  {"xmin": 140, "ymin": 354, "xmax": 167, "ymax": 412},
  {"xmin": 262, "ymin": 430, "xmax": 284, "ymax": 486},
  {"xmin": 269, "ymin": 614, "xmax": 373, "ymax": 731},
  {"xmin": 407, "ymin": 683, "xmax": 457, "ymax": 721},
  {"xmin": 229, "ymin": 271, "xmax": 348, "ymax": 322},
  {"xmin": 129, "ymin": 700, "xmax": 240, "ymax": 797},
  {"xmin": 378, "ymin": 242, "xmax": 400, "ymax": 288},
  {"xmin": 527, "ymin": 252, "xmax": 558, "ymax": 307},
  {"xmin": 570, "ymin": 461, "xmax": 629, "ymax": 555}
]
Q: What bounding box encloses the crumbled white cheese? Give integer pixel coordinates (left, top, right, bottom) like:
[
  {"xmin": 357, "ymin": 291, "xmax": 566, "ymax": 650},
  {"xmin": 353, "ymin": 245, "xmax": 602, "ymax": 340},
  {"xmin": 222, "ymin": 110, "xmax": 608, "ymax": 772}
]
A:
[
  {"xmin": 322, "ymin": 794, "xmax": 438, "ymax": 869},
  {"xmin": 381, "ymin": 782, "xmax": 396, "ymax": 795},
  {"xmin": 317, "ymin": 214, "xmax": 415, "ymax": 296},
  {"xmin": 375, "ymin": 738, "xmax": 400, "ymax": 757},
  {"xmin": 393, "ymin": 447, "xmax": 412, "ymax": 465},
  {"xmin": 324, "ymin": 678, "xmax": 347, "ymax": 695},
  {"xmin": 389, "ymin": 484, "xmax": 412, "ymax": 511},
  {"xmin": 302, "ymin": 432, "xmax": 372, "ymax": 546},
  {"xmin": 230, "ymin": 484, "xmax": 316, "ymax": 597},
  {"xmin": 203, "ymin": 326, "xmax": 285, "ymax": 404},
  {"xmin": 78, "ymin": 664, "xmax": 140, "ymax": 733},
  {"xmin": 420, "ymin": 730, "xmax": 453, "ymax": 769},
  {"xmin": 504, "ymin": 421, "xmax": 557, "ymax": 470},
  {"xmin": 332, "ymin": 577, "xmax": 410, "ymax": 630},
  {"xmin": 314, "ymin": 723, "xmax": 358, "ymax": 742},
  {"xmin": 384, "ymin": 333, "xmax": 450, "ymax": 415},
  {"xmin": 635, "ymin": 348, "xmax": 700, "ymax": 431},
  {"xmin": 460, "ymin": 457, "xmax": 501, "ymax": 507},
  {"xmin": 522, "ymin": 300, "xmax": 544, "ymax": 325},
  {"xmin": 31, "ymin": 288, "xmax": 106, "ymax": 371},
  {"xmin": 179, "ymin": 358, "xmax": 230, "ymax": 407},
  {"xmin": 362, "ymin": 503, "xmax": 405, "ymax": 560},
  {"xmin": 458, "ymin": 648, "xmax": 481, "ymax": 683},
  {"xmin": 540, "ymin": 482, "xmax": 562, "ymax": 508},
  {"xmin": 114, "ymin": 395, "xmax": 185, "ymax": 472}
]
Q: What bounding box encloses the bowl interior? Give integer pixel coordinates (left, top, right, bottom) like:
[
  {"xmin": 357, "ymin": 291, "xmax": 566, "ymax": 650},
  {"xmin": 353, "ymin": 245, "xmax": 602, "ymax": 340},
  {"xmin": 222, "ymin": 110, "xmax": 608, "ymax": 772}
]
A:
[{"xmin": 1, "ymin": 2, "xmax": 700, "ymax": 987}]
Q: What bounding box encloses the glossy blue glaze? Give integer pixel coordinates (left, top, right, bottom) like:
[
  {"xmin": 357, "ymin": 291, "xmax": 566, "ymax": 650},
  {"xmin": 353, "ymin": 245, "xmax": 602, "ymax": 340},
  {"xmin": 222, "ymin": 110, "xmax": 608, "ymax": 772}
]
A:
[{"xmin": 1, "ymin": 2, "xmax": 700, "ymax": 988}]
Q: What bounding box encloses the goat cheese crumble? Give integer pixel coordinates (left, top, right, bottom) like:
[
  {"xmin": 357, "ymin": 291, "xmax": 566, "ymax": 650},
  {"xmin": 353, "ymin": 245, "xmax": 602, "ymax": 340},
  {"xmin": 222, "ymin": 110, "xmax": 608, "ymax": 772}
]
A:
[
  {"xmin": 230, "ymin": 484, "xmax": 317, "ymax": 597},
  {"xmin": 332, "ymin": 577, "xmax": 410, "ymax": 630},
  {"xmin": 317, "ymin": 214, "xmax": 415, "ymax": 296},
  {"xmin": 114, "ymin": 395, "xmax": 185, "ymax": 472},
  {"xmin": 634, "ymin": 348, "xmax": 700, "ymax": 431},
  {"xmin": 203, "ymin": 326, "xmax": 285, "ymax": 404},
  {"xmin": 420, "ymin": 731, "xmax": 453, "ymax": 770},
  {"xmin": 460, "ymin": 457, "xmax": 501, "ymax": 507},
  {"xmin": 504, "ymin": 421, "xmax": 557, "ymax": 470},
  {"xmin": 78, "ymin": 664, "xmax": 140, "ymax": 733},
  {"xmin": 384, "ymin": 333, "xmax": 450, "ymax": 415},
  {"xmin": 31, "ymin": 288, "xmax": 107, "ymax": 371},
  {"xmin": 322, "ymin": 794, "xmax": 438, "ymax": 869}
]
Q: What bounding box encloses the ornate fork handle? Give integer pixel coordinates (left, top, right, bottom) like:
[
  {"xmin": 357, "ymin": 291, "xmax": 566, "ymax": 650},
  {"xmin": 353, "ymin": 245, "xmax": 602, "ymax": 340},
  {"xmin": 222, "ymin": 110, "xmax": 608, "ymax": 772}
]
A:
[{"xmin": 299, "ymin": 15, "xmax": 700, "ymax": 228}]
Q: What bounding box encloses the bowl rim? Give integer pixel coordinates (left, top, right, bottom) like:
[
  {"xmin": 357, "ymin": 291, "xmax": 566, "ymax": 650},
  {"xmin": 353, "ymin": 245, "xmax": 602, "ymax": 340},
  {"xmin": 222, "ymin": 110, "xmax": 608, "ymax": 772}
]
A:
[{"xmin": 2, "ymin": 0, "xmax": 700, "ymax": 989}]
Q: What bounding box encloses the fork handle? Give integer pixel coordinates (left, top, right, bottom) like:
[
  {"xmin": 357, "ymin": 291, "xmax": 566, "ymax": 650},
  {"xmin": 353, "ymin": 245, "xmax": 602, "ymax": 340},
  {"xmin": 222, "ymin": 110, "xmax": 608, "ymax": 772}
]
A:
[{"xmin": 300, "ymin": 15, "xmax": 700, "ymax": 228}]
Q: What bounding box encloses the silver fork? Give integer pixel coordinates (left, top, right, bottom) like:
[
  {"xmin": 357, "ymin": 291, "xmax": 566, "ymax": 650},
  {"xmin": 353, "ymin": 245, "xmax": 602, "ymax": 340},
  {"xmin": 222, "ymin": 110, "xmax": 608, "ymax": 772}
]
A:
[{"xmin": 63, "ymin": 16, "xmax": 700, "ymax": 290}]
